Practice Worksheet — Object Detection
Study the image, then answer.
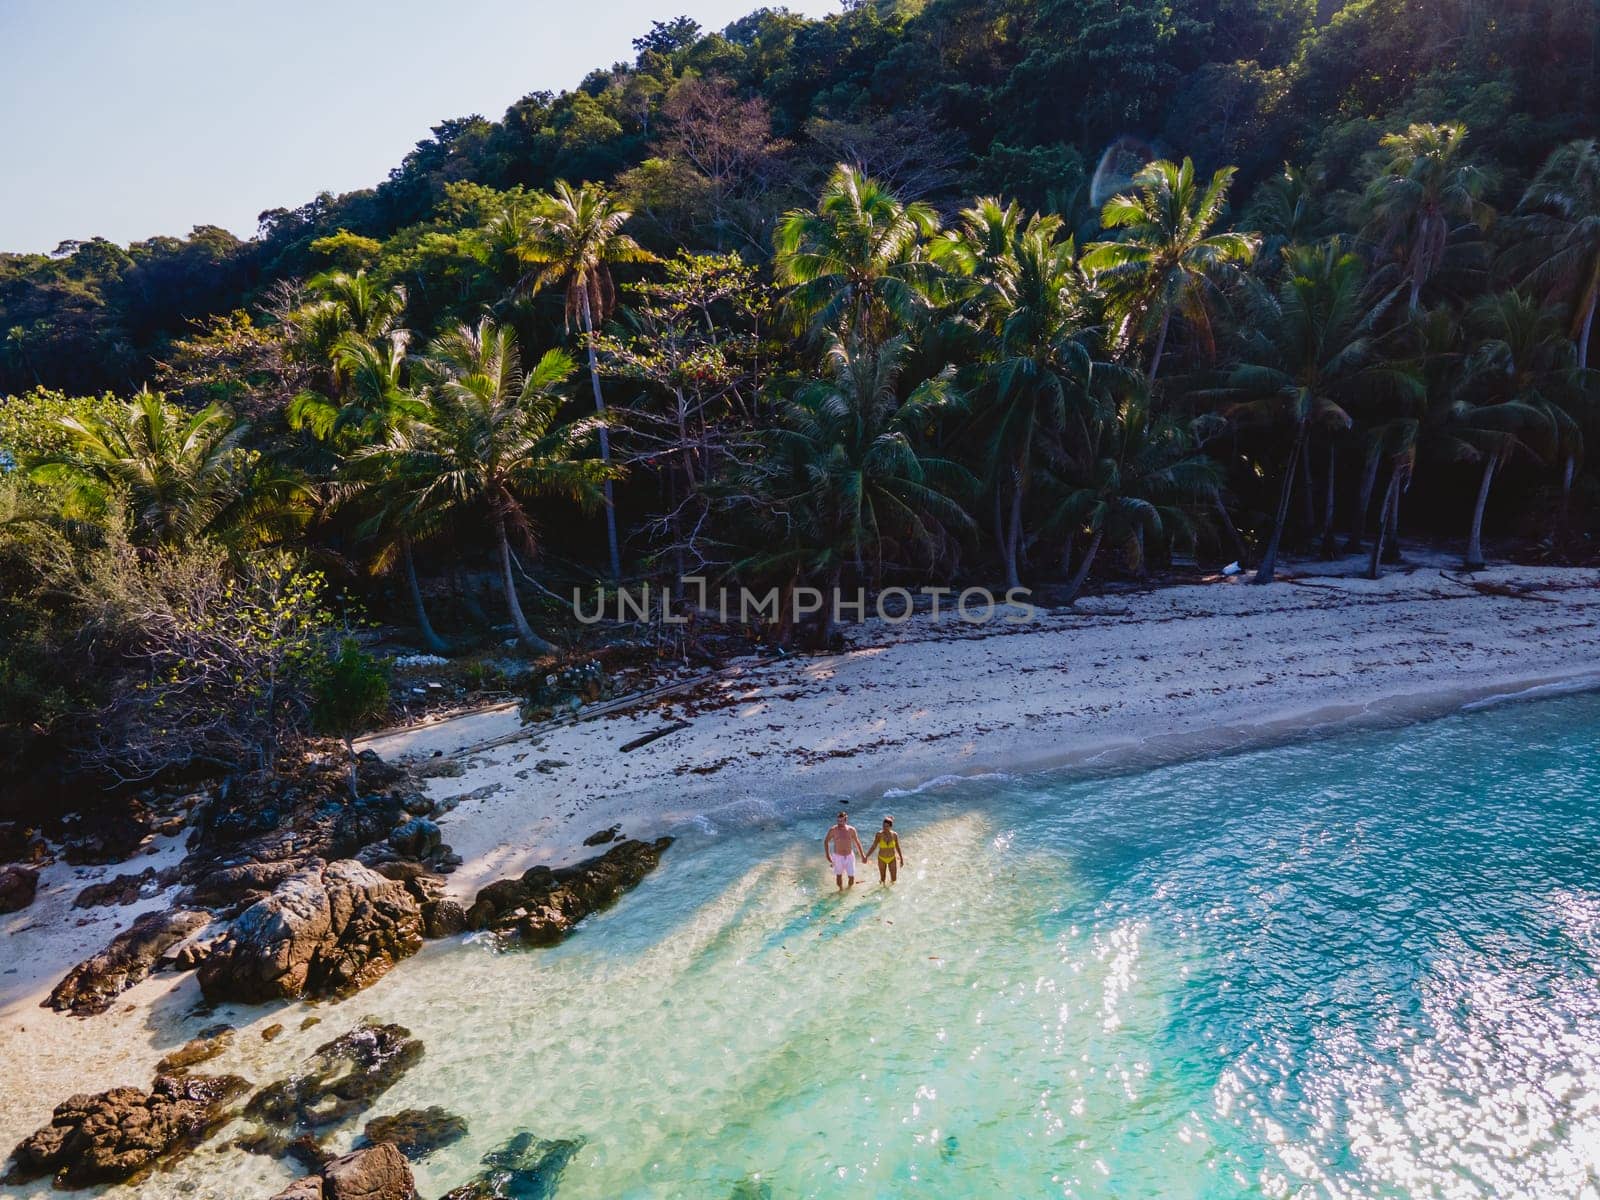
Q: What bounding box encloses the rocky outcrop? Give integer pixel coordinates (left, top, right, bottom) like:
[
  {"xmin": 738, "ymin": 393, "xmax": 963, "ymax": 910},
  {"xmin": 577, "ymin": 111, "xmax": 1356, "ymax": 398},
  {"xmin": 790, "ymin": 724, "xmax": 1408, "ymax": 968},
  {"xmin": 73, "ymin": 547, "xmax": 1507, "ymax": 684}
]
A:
[
  {"xmin": 465, "ymin": 838, "xmax": 673, "ymax": 945},
  {"xmin": 363, "ymin": 1107, "xmax": 467, "ymax": 1160},
  {"xmin": 242, "ymin": 1023, "xmax": 424, "ymax": 1146},
  {"xmin": 73, "ymin": 865, "xmax": 180, "ymax": 909},
  {"xmin": 0, "ymin": 864, "xmax": 39, "ymax": 913},
  {"xmin": 46, "ymin": 908, "xmax": 210, "ymax": 1016},
  {"xmin": 197, "ymin": 859, "xmax": 423, "ymax": 1004},
  {"xmin": 2, "ymin": 1073, "xmax": 249, "ymax": 1188},
  {"xmin": 440, "ymin": 1131, "xmax": 583, "ymax": 1199},
  {"xmin": 321, "ymin": 1143, "xmax": 417, "ymax": 1200},
  {"xmin": 271, "ymin": 1142, "xmax": 416, "ymax": 1200},
  {"xmin": 0, "ymin": 820, "xmax": 47, "ymax": 864},
  {"xmin": 421, "ymin": 897, "xmax": 468, "ymax": 939}
]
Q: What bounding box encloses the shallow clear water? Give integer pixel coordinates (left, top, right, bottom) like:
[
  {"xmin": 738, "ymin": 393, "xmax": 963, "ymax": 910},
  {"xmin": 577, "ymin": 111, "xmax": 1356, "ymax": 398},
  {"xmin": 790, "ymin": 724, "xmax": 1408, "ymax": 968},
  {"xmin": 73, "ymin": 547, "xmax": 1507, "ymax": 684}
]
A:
[{"xmin": 92, "ymin": 695, "xmax": 1600, "ymax": 1196}]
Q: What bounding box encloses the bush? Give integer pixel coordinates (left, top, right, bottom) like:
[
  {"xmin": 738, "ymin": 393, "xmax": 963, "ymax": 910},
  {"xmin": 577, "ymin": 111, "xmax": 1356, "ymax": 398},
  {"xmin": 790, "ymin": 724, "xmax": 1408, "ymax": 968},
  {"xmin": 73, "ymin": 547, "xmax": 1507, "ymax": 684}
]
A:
[{"xmin": 312, "ymin": 639, "xmax": 392, "ymax": 797}]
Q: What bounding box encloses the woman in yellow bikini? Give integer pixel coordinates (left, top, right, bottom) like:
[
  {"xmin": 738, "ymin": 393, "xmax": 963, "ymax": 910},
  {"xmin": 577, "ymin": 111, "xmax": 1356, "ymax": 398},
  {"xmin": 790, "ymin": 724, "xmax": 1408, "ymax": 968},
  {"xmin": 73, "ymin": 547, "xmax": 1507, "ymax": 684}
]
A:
[{"xmin": 865, "ymin": 816, "xmax": 905, "ymax": 884}]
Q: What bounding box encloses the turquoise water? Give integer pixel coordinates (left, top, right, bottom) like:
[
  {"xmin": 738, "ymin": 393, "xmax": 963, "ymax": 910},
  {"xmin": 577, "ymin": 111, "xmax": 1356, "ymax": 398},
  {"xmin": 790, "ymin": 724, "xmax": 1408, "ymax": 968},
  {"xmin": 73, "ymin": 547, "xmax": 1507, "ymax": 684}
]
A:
[{"xmin": 158, "ymin": 693, "xmax": 1600, "ymax": 1197}]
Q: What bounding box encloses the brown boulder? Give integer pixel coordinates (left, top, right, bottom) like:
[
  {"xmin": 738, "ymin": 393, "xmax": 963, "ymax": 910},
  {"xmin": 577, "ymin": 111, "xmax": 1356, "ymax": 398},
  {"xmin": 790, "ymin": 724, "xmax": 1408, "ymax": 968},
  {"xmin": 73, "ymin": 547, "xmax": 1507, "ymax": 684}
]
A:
[
  {"xmin": 321, "ymin": 1142, "xmax": 416, "ymax": 1200},
  {"xmin": 2, "ymin": 1073, "xmax": 249, "ymax": 1188},
  {"xmin": 271, "ymin": 1179, "xmax": 325, "ymax": 1200},
  {"xmin": 197, "ymin": 859, "xmax": 423, "ymax": 1004},
  {"xmin": 0, "ymin": 865, "xmax": 39, "ymax": 913},
  {"xmin": 46, "ymin": 908, "xmax": 210, "ymax": 1016},
  {"xmin": 465, "ymin": 837, "xmax": 673, "ymax": 945}
]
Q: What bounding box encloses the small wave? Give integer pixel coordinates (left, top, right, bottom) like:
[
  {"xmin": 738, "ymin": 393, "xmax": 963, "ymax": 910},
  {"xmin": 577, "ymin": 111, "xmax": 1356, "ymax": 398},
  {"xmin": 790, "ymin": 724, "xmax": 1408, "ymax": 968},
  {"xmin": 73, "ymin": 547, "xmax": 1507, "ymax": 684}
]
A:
[
  {"xmin": 1461, "ymin": 675, "xmax": 1600, "ymax": 712},
  {"xmin": 884, "ymin": 771, "xmax": 1015, "ymax": 799}
]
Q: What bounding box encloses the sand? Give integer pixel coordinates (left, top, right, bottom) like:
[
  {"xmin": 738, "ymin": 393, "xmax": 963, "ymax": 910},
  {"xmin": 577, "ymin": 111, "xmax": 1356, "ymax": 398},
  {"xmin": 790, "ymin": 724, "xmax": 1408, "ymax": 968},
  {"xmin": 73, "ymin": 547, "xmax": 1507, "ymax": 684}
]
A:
[{"xmin": 3, "ymin": 553, "xmax": 1598, "ymax": 1180}]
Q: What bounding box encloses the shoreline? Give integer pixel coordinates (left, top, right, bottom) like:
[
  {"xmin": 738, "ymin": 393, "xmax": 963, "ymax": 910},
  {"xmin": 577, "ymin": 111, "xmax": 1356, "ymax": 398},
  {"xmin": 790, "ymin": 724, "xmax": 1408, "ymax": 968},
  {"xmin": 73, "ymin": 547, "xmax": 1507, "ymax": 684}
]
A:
[
  {"xmin": 356, "ymin": 556, "xmax": 1600, "ymax": 899},
  {"xmin": 4, "ymin": 556, "xmax": 1600, "ymax": 1189}
]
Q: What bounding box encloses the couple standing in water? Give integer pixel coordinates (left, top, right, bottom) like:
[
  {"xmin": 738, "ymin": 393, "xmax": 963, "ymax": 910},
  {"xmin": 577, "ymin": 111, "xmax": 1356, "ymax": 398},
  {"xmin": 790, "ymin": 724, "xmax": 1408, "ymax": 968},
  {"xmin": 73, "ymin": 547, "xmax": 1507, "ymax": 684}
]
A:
[{"xmin": 823, "ymin": 811, "xmax": 904, "ymax": 891}]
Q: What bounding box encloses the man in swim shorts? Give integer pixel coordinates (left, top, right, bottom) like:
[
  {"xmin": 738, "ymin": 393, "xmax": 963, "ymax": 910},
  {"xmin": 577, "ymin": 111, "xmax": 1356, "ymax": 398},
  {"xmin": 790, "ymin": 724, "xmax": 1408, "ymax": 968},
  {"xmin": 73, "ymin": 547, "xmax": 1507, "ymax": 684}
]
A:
[
  {"xmin": 864, "ymin": 816, "xmax": 905, "ymax": 884},
  {"xmin": 823, "ymin": 811, "xmax": 867, "ymax": 891}
]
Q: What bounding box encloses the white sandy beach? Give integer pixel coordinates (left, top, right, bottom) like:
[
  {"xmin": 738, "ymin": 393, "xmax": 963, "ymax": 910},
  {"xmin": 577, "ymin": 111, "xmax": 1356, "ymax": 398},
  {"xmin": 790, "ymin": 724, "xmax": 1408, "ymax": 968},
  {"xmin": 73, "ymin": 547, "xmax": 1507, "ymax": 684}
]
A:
[{"xmin": 3, "ymin": 553, "xmax": 1599, "ymax": 1185}]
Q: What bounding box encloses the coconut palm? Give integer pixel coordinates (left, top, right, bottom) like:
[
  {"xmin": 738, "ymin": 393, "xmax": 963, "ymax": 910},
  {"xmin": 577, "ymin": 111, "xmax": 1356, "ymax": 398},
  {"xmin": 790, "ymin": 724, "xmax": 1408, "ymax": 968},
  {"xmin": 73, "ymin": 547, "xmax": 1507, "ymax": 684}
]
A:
[
  {"xmin": 287, "ymin": 330, "xmax": 423, "ymax": 448},
  {"xmin": 289, "ymin": 270, "xmax": 408, "ymax": 361},
  {"xmin": 30, "ymin": 389, "xmax": 304, "ymax": 549},
  {"xmin": 774, "ymin": 164, "xmax": 944, "ymax": 345},
  {"xmin": 954, "ymin": 207, "xmax": 1112, "ymax": 588},
  {"xmin": 746, "ymin": 335, "xmax": 972, "ymax": 631},
  {"xmin": 1223, "ymin": 240, "xmax": 1417, "ymax": 583},
  {"xmin": 497, "ymin": 180, "xmax": 654, "ymax": 580},
  {"xmin": 355, "ymin": 318, "xmax": 616, "ymax": 654},
  {"xmin": 1042, "ymin": 398, "xmax": 1221, "ymax": 602},
  {"xmin": 1451, "ymin": 290, "xmax": 1582, "ymax": 567},
  {"xmin": 1362, "ymin": 122, "xmax": 1491, "ymax": 312},
  {"xmin": 1508, "ymin": 139, "xmax": 1600, "ymax": 369},
  {"xmin": 1083, "ymin": 157, "xmax": 1258, "ymax": 383}
]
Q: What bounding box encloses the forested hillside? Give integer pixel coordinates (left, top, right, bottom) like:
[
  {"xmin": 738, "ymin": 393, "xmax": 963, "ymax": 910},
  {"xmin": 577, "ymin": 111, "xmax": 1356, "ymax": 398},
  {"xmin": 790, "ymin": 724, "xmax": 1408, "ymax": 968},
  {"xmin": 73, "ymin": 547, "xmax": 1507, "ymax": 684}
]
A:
[{"xmin": 2, "ymin": 0, "xmax": 1598, "ymax": 795}]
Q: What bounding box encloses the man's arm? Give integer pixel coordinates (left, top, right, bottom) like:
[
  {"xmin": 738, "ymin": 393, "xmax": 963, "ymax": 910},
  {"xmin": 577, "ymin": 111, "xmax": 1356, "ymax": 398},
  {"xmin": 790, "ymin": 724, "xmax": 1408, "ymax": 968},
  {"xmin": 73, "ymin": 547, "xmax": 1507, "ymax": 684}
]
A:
[{"xmin": 852, "ymin": 829, "xmax": 867, "ymax": 859}]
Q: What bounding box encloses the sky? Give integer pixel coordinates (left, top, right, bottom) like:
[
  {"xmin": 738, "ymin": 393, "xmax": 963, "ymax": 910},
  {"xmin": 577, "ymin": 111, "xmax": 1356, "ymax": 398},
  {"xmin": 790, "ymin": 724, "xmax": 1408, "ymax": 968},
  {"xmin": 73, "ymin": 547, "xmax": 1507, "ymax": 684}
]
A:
[{"xmin": 0, "ymin": 0, "xmax": 838, "ymax": 255}]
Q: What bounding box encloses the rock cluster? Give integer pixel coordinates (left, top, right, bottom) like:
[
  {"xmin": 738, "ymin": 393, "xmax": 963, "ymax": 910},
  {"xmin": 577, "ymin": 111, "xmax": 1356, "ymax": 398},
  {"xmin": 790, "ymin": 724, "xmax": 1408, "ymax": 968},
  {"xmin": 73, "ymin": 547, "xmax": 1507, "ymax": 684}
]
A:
[
  {"xmin": 241, "ymin": 1022, "xmax": 424, "ymax": 1149},
  {"xmin": 440, "ymin": 1130, "xmax": 584, "ymax": 1199},
  {"xmin": 2, "ymin": 1073, "xmax": 250, "ymax": 1188},
  {"xmin": 197, "ymin": 859, "xmax": 424, "ymax": 1004},
  {"xmin": 464, "ymin": 837, "xmax": 673, "ymax": 945},
  {"xmin": 46, "ymin": 908, "xmax": 211, "ymax": 1016},
  {"xmin": 362, "ymin": 1106, "xmax": 468, "ymax": 1159}
]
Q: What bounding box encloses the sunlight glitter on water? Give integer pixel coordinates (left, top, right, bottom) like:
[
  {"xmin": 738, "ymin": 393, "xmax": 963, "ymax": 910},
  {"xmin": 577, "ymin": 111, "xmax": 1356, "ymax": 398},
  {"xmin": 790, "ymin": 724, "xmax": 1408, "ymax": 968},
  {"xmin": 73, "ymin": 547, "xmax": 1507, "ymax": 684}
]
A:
[{"xmin": 33, "ymin": 692, "xmax": 1600, "ymax": 1200}]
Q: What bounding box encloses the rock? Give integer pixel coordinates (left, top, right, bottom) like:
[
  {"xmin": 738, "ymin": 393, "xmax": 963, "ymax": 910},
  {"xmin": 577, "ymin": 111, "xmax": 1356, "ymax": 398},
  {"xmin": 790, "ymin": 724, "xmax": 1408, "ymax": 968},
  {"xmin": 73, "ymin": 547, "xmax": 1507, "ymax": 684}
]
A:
[
  {"xmin": 182, "ymin": 860, "xmax": 308, "ymax": 912},
  {"xmin": 263, "ymin": 1023, "xmax": 286, "ymax": 1041},
  {"xmin": 2, "ymin": 1073, "xmax": 249, "ymax": 1188},
  {"xmin": 581, "ymin": 825, "xmax": 621, "ymax": 847},
  {"xmin": 197, "ymin": 859, "xmax": 423, "ymax": 1004},
  {"xmin": 332, "ymin": 797, "xmax": 406, "ymax": 858},
  {"xmin": 422, "ymin": 898, "xmax": 468, "ymax": 939},
  {"xmin": 243, "ymin": 1023, "xmax": 424, "ymax": 1136},
  {"xmin": 398, "ymin": 792, "xmax": 434, "ymax": 817},
  {"xmin": 47, "ymin": 909, "xmax": 210, "ymax": 1016},
  {"xmin": 356, "ymin": 752, "xmax": 408, "ymax": 792},
  {"xmin": 74, "ymin": 866, "xmax": 176, "ymax": 909},
  {"xmin": 61, "ymin": 801, "xmax": 152, "ymax": 865},
  {"xmin": 441, "ymin": 1131, "xmax": 583, "ymax": 1200},
  {"xmin": 0, "ymin": 865, "xmax": 39, "ymax": 913},
  {"xmin": 0, "ymin": 821, "xmax": 44, "ymax": 864},
  {"xmin": 287, "ymin": 1133, "xmax": 334, "ymax": 1170},
  {"xmin": 363, "ymin": 1107, "xmax": 468, "ymax": 1160},
  {"xmin": 465, "ymin": 838, "xmax": 673, "ymax": 945},
  {"xmin": 321, "ymin": 1142, "xmax": 416, "ymax": 1200},
  {"xmin": 271, "ymin": 1178, "xmax": 326, "ymax": 1200},
  {"xmin": 387, "ymin": 818, "xmax": 441, "ymax": 860},
  {"xmin": 156, "ymin": 1026, "xmax": 234, "ymax": 1073}
]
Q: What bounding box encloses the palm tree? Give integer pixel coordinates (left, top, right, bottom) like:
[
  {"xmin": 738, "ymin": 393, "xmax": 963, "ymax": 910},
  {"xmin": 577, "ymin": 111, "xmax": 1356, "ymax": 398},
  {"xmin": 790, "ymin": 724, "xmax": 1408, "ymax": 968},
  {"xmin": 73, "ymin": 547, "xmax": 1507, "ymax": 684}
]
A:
[
  {"xmin": 1362, "ymin": 122, "xmax": 1490, "ymax": 312},
  {"xmin": 31, "ymin": 389, "xmax": 303, "ymax": 548},
  {"xmin": 497, "ymin": 180, "xmax": 654, "ymax": 580},
  {"xmin": 289, "ymin": 270, "xmax": 408, "ymax": 361},
  {"xmin": 1452, "ymin": 290, "xmax": 1582, "ymax": 567},
  {"xmin": 746, "ymin": 335, "xmax": 972, "ymax": 636},
  {"xmin": 1042, "ymin": 398, "xmax": 1221, "ymax": 603},
  {"xmin": 1083, "ymin": 157, "xmax": 1258, "ymax": 383},
  {"xmin": 1509, "ymin": 139, "xmax": 1600, "ymax": 369},
  {"xmin": 953, "ymin": 205, "xmax": 1111, "ymax": 589},
  {"xmin": 1222, "ymin": 240, "xmax": 1417, "ymax": 583},
  {"xmin": 287, "ymin": 330, "xmax": 422, "ymax": 448},
  {"xmin": 1247, "ymin": 163, "xmax": 1328, "ymax": 263},
  {"xmin": 774, "ymin": 164, "xmax": 944, "ymax": 345},
  {"xmin": 355, "ymin": 318, "xmax": 615, "ymax": 654}
]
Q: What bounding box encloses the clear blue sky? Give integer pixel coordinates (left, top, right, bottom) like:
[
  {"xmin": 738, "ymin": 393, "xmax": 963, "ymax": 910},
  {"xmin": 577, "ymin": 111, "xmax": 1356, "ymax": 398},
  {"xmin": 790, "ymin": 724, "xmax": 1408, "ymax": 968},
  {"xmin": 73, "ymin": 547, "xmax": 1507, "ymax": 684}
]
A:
[{"xmin": 0, "ymin": 0, "xmax": 837, "ymax": 254}]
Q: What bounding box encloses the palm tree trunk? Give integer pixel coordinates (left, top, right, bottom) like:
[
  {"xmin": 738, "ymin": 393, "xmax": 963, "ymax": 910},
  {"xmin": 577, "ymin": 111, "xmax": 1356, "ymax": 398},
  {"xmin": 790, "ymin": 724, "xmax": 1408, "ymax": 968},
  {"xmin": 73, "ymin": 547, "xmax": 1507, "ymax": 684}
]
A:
[
  {"xmin": 401, "ymin": 539, "xmax": 449, "ymax": 655},
  {"xmin": 1253, "ymin": 426, "xmax": 1304, "ymax": 584},
  {"xmin": 1006, "ymin": 475, "xmax": 1025, "ymax": 590},
  {"xmin": 1062, "ymin": 527, "xmax": 1104, "ymax": 604},
  {"xmin": 1464, "ymin": 454, "xmax": 1496, "ymax": 570},
  {"xmin": 1367, "ymin": 467, "xmax": 1402, "ymax": 579},
  {"xmin": 1319, "ymin": 444, "xmax": 1338, "ymax": 558},
  {"xmin": 1382, "ymin": 475, "xmax": 1404, "ymax": 564},
  {"xmin": 1147, "ymin": 308, "xmax": 1172, "ymax": 384},
  {"xmin": 1345, "ymin": 447, "xmax": 1381, "ymax": 551},
  {"xmin": 579, "ymin": 287, "xmax": 623, "ymax": 580},
  {"xmin": 1576, "ymin": 258, "xmax": 1598, "ymax": 371},
  {"xmin": 1298, "ymin": 435, "xmax": 1317, "ymax": 537},
  {"xmin": 498, "ymin": 520, "xmax": 556, "ymax": 655},
  {"xmin": 1215, "ymin": 494, "xmax": 1249, "ymax": 566}
]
